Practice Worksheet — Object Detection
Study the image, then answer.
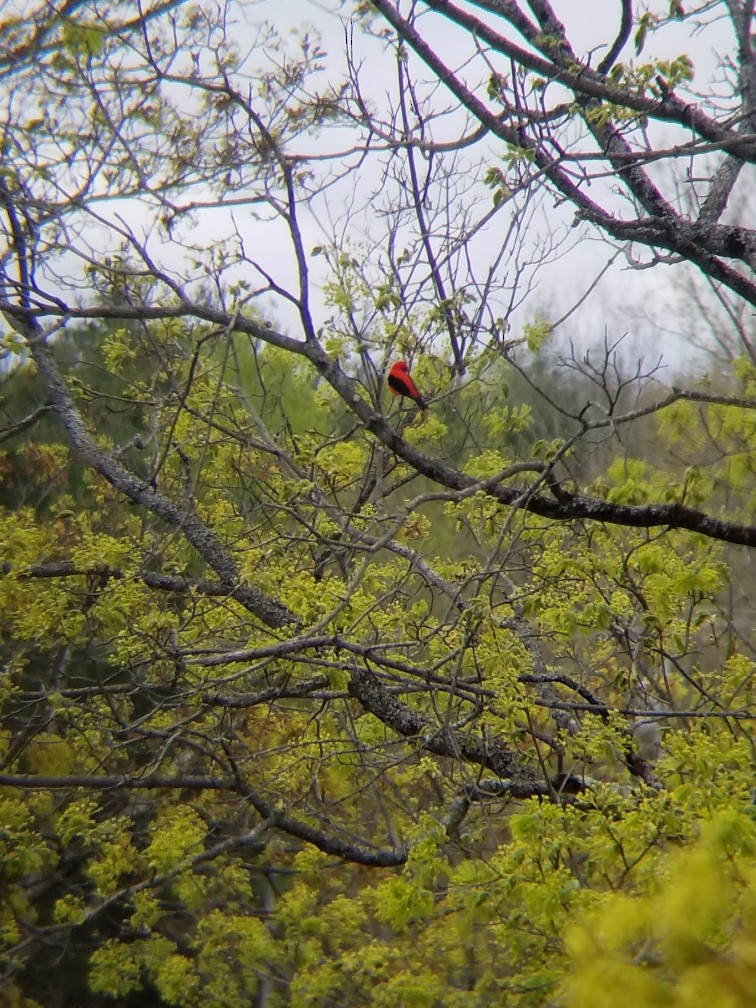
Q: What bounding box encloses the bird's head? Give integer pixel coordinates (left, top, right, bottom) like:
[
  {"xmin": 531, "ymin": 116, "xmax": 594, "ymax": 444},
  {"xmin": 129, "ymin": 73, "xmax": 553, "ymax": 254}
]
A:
[{"xmin": 394, "ymin": 360, "xmax": 409, "ymax": 372}]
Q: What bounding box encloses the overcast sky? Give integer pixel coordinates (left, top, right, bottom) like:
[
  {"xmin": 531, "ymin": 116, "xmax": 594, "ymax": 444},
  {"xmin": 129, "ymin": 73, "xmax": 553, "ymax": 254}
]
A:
[{"xmin": 9, "ymin": 1, "xmax": 750, "ymax": 375}]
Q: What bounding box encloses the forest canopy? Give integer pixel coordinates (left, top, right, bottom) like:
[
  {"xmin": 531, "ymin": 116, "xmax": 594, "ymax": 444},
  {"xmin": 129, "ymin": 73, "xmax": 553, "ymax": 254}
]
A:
[{"xmin": 0, "ymin": 1, "xmax": 754, "ymax": 1006}]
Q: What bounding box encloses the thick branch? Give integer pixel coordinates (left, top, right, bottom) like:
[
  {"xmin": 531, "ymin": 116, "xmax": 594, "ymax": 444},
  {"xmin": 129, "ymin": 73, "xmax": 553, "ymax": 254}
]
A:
[
  {"xmin": 0, "ymin": 772, "xmax": 408, "ymax": 866},
  {"xmin": 14, "ymin": 301, "xmax": 756, "ymax": 547},
  {"xmin": 299, "ymin": 340, "xmax": 756, "ymax": 546},
  {"xmin": 418, "ymin": 0, "xmax": 756, "ymax": 159},
  {"xmin": 27, "ymin": 333, "xmax": 296, "ymax": 629},
  {"xmin": 348, "ymin": 666, "xmax": 541, "ymax": 784},
  {"xmin": 369, "ymin": 0, "xmax": 756, "ymax": 304}
]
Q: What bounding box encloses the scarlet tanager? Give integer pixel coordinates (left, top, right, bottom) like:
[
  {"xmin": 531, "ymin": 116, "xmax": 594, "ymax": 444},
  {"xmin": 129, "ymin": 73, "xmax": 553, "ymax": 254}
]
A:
[{"xmin": 386, "ymin": 360, "xmax": 428, "ymax": 411}]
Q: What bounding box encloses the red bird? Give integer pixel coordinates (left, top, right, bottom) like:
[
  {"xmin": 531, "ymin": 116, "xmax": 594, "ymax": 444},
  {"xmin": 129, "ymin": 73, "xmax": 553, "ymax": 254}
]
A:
[{"xmin": 387, "ymin": 360, "xmax": 428, "ymax": 411}]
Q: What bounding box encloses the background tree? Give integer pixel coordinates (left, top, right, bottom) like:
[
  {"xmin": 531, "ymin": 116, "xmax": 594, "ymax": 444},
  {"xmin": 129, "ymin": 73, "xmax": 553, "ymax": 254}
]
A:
[{"xmin": 0, "ymin": 1, "xmax": 754, "ymax": 1006}]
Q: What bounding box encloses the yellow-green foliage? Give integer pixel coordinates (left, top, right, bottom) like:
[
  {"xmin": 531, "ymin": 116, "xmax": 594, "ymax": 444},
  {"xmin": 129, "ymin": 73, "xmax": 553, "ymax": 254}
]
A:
[
  {"xmin": 1, "ymin": 306, "xmax": 754, "ymax": 1008},
  {"xmin": 657, "ymin": 370, "xmax": 756, "ymax": 513},
  {"xmin": 563, "ymin": 809, "xmax": 756, "ymax": 1008}
]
